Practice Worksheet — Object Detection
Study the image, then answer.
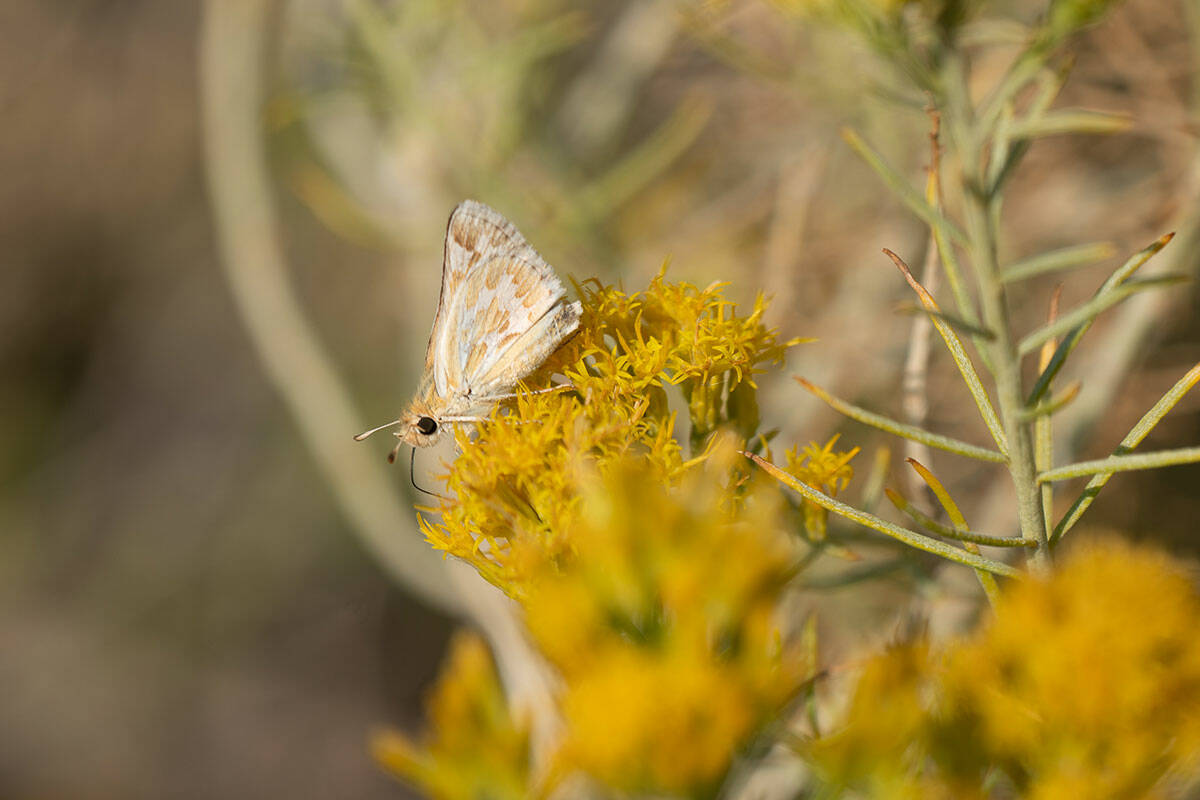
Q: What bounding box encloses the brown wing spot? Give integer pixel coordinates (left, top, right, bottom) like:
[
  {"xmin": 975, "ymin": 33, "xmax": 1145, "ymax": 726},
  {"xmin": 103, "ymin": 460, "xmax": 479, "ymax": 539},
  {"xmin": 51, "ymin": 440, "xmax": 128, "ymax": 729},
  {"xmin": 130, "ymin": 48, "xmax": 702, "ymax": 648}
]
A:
[
  {"xmin": 485, "ymin": 264, "xmax": 503, "ymax": 290},
  {"xmin": 495, "ymin": 330, "xmax": 521, "ymax": 351},
  {"xmin": 522, "ymin": 286, "xmax": 549, "ymax": 309},
  {"xmin": 452, "ymin": 219, "xmax": 480, "ymax": 251},
  {"xmin": 484, "ymin": 294, "xmax": 501, "ymax": 321},
  {"xmin": 510, "ymin": 268, "xmax": 535, "ymax": 299}
]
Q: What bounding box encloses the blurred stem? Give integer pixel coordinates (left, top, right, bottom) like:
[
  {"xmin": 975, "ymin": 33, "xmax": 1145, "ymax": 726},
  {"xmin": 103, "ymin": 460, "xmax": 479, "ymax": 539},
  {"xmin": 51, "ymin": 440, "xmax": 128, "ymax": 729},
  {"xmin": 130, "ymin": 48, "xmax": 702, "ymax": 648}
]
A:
[
  {"xmin": 199, "ymin": 0, "xmax": 459, "ymax": 610},
  {"xmin": 942, "ymin": 51, "xmax": 1050, "ymax": 567},
  {"xmin": 199, "ymin": 3, "xmax": 562, "ymax": 763}
]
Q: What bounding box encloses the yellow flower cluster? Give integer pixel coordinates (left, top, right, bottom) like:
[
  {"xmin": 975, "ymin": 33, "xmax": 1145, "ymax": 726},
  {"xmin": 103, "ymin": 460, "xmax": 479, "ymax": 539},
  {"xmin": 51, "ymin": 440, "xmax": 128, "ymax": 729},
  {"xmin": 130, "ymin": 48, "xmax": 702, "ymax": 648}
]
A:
[
  {"xmin": 419, "ymin": 271, "xmax": 800, "ymax": 597},
  {"xmin": 811, "ymin": 538, "xmax": 1200, "ymax": 798},
  {"xmin": 384, "ymin": 275, "xmax": 818, "ymax": 795},
  {"xmin": 529, "ymin": 451, "xmax": 809, "ymax": 794},
  {"xmin": 785, "ymin": 435, "xmax": 860, "ymax": 541},
  {"xmin": 371, "ymin": 632, "xmax": 531, "ymax": 800}
]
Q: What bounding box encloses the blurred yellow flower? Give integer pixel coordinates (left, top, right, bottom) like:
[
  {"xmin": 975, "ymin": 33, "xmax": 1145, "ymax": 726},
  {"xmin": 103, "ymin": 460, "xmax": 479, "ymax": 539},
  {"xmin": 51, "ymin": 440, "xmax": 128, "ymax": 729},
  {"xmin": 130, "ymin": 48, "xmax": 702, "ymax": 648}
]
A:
[
  {"xmin": 371, "ymin": 632, "xmax": 531, "ymax": 800},
  {"xmin": 402, "ymin": 274, "xmax": 820, "ymax": 795},
  {"xmin": 810, "ymin": 538, "xmax": 1200, "ymax": 798},
  {"xmin": 402, "ymin": 446, "xmax": 816, "ymax": 797},
  {"xmin": 529, "ymin": 450, "xmax": 811, "ymax": 795}
]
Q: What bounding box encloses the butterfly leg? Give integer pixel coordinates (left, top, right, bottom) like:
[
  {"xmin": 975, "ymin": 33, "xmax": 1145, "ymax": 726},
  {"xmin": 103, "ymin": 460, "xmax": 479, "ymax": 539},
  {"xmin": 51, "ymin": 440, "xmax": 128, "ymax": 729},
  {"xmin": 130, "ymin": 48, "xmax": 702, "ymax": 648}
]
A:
[
  {"xmin": 475, "ymin": 383, "xmax": 575, "ymax": 403},
  {"xmin": 441, "ymin": 414, "xmax": 542, "ymax": 428}
]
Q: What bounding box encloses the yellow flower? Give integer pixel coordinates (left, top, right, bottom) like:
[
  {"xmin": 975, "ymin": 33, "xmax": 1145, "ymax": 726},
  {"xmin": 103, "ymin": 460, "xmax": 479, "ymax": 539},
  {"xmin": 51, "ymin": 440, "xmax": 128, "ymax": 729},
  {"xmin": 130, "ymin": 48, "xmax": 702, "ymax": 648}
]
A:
[
  {"xmin": 809, "ymin": 538, "xmax": 1200, "ymax": 798},
  {"xmin": 944, "ymin": 539, "xmax": 1200, "ymax": 798},
  {"xmin": 371, "ymin": 632, "xmax": 531, "ymax": 800},
  {"xmin": 405, "ymin": 274, "xmax": 813, "ymax": 795},
  {"xmin": 528, "ymin": 450, "xmax": 811, "ymax": 795},
  {"xmin": 419, "ymin": 271, "xmax": 801, "ymax": 599},
  {"xmin": 556, "ymin": 641, "xmax": 757, "ymax": 793},
  {"xmin": 785, "ymin": 435, "xmax": 860, "ymax": 541}
]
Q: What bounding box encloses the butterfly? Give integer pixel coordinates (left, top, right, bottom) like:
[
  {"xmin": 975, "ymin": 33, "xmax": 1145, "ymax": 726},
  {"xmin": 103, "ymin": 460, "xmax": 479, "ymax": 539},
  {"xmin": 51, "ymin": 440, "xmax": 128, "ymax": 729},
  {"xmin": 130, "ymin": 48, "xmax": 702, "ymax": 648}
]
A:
[{"xmin": 356, "ymin": 200, "xmax": 582, "ymax": 463}]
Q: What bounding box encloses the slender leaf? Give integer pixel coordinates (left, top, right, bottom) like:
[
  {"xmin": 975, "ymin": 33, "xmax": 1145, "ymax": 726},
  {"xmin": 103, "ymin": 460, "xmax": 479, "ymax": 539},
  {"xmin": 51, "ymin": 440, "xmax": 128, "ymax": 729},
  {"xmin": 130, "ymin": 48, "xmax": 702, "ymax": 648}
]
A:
[
  {"xmin": 1053, "ymin": 363, "xmax": 1200, "ymax": 541},
  {"xmin": 858, "ymin": 446, "xmax": 892, "ymax": 513},
  {"xmin": 1025, "ymin": 235, "xmax": 1181, "ymax": 398},
  {"xmin": 796, "ymin": 378, "xmax": 1007, "ymax": 463},
  {"xmin": 1035, "ymin": 287, "xmax": 1063, "ymax": 535},
  {"xmin": 905, "ymin": 459, "xmax": 967, "ymax": 526},
  {"xmin": 1102, "ymin": 232, "xmax": 1175, "ymax": 289},
  {"xmin": 904, "ymin": 459, "xmax": 1001, "ymax": 604},
  {"xmin": 1006, "ymin": 109, "xmax": 1132, "ymax": 140},
  {"xmin": 744, "ymin": 452, "xmax": 1021, "ymax": 577},
  {"xmin": 842, "ymin": 128, "xmax": 968, "ymax": 246},
  {"xmin": 896, "ymin": 303, "xmax": 996, "ymax": 339},
  {"xmin": 884, "ymin": 250, "xmax": 1009, "ymax": 455},
  {"xmin": 988, "ymin": 56, "xmax": 1072, "ymax": 192},
  {"xmin": 1027, "ymin": 234, "xmax": 1174, "ymax": 405},
  {"xmin": 886, "ymin": 489, "xmax": 1038, "ymax": 547},
  {"xmin": 1001, "ymin": 241, "xmax": 1117, "ymax": 283},
  {"xmin": 925, "ymin": 119, "xmax": 991, "ymax": 372},
  {"xmin": 978, "ymin": 47, "xmax": 1047, "ymax": 135},
  {"xmin": 959, "ymin": 18, "xmax": 1034, "ymax": 47},
  {"xmin": 1020, "ymin": 380, "xmax": 1081, "ymax": 420},
  {"xmin": 1018, "ymin": 275, "xmax": 1186, "ymax": 356},
  {"xmin": 1039, "ymin": 446, "xmax": 1200, "ymax": 482}
]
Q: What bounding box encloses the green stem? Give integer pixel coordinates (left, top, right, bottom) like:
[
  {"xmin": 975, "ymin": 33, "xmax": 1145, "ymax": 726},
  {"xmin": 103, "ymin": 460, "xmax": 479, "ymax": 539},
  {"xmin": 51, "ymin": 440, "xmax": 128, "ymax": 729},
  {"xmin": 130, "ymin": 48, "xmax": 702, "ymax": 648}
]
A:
[{"xmin": 943, "ymin": 52, "xmax": 1051, "ymax": 568}]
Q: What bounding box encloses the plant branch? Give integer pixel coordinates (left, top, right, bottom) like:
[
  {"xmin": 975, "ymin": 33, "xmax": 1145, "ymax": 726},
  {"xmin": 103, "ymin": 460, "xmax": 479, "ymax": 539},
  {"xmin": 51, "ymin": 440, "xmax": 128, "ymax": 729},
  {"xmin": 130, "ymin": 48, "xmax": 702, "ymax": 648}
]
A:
[{"xmin": 744, "ymin": 453, "xmax": 1021, "ymax": 577}]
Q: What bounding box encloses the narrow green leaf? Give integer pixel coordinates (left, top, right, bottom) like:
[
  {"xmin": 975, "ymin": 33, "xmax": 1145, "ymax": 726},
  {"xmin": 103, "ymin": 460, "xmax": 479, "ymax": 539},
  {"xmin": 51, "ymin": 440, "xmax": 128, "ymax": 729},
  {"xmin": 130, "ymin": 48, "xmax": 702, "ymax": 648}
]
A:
[
  {"xmin": 987, "ymin": 57, "xmax": 1073, "ymax": 193},
  {"xmin": 989, "ymin": 101, "xmax": 1015, "ymax": 193},
  {"xmin": 1039, "ymin": 446, "xmax": 1200, "ymax": 483},
  {"xmin": 1027, "ymin": 232, "xmax": 1178, "ymax": 405},
  {"xmin": 959, "ymin": 18, "xmax": 1034, "ymax": 47},
  {"xmin": 1034, "ymin": 288, "xmax": 1063, "ymax": 535},
  {"xmin": 886, "ymin": 489, "xmax": 1038, "ymax": 547},
  {"xmin": 1104, "ymin": 232, "xmax": 1176, "ymax": 289},
  {"xmin": 1006, "ymin": 109, "xmax": 1133, "ymax": 140},
  {"xmin": 841, "ymin": 128, "xmax": 968, "ymax": 246},
  {"xmin": 796, "ymin": 378, "xmax": 1008, "ymax": 463},
  {"xmin": 978, "ymin": 48, "xmax": 1048, "ymax": 135},
  {"xmin": 858, "ymin": 446, "xmax": 892, "ymax": 513},
  {"xmin": 1001, "ymin": 241, "xmax": 1117, "ymax": 283},
  {"xmin": 1053, "ymin": 363, "xmax": 1200, "ymax": 541},
  {"xmin": 744, "ymin": 452, "xmax": 1021, "ymax": 577},
  {"xmin": 884, "ymin": 250, "xmax": 1009, "ymax": 456},
  {"xmin": 925, "ymin": 121, "xmax": 991, "ymax": 372},
  {"xmin": 903, "ymin": 459, "xmax": 1000, "ymax": 604},
  {"xmin": 896, "ymin": 303, "xmax": 996, "ymax": 339},
  {"xmin": 1018, "ymin": 275, "xmax": 1187, "ymax": 356},
  {"xmin": 903, "ymin": 459, "xmax": 967, "ymax": 527},
  {"xmin": 1019, "ymin": 380, "xmax": 1081, "ymax": 421}
]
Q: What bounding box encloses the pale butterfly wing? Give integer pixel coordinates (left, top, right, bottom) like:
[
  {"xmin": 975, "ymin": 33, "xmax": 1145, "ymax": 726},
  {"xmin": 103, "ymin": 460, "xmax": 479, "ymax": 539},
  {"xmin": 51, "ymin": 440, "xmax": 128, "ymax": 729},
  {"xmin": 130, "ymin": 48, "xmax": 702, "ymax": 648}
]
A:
[{"xmin": 424, "ymin": 200, "xmax": 580, "ymax": 403}]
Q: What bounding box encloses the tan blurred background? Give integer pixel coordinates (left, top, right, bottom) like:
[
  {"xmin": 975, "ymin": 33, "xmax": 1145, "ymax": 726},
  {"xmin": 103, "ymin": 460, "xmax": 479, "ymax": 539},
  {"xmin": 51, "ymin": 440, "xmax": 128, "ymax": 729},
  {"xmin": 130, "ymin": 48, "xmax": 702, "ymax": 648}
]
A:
[{"xmin": 2, "ymin": 0, "xmax": 1198, "ymax": 797}]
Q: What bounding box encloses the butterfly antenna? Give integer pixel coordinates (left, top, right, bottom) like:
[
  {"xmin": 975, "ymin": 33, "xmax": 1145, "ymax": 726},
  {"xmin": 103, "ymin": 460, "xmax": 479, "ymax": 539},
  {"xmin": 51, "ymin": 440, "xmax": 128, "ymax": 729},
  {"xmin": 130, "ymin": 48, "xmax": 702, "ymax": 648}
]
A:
[
  {"xmin": 409, "ymin": 447, "xmax": 447, "ymax": 500},
  {"xmin": 354, "ymin": 419, "xmax": 402, "ymax": 441}
]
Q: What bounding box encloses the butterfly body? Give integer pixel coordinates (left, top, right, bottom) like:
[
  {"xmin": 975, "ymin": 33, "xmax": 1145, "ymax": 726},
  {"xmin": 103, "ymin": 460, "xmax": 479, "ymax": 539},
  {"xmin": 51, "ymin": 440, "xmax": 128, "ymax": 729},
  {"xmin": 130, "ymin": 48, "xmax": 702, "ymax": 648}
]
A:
[{"xmin": 389, "ymin": 200, "xmax": 581, "ymax": 450}]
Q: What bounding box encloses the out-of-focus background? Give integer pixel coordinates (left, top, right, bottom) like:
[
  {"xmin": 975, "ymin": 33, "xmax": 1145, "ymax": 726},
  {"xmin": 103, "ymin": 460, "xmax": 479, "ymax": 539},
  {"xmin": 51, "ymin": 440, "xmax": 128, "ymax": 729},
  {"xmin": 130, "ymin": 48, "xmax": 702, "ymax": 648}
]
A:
[{"xmin": 2, "ymin": 0, "xmax": 1197, "ymax": 797}]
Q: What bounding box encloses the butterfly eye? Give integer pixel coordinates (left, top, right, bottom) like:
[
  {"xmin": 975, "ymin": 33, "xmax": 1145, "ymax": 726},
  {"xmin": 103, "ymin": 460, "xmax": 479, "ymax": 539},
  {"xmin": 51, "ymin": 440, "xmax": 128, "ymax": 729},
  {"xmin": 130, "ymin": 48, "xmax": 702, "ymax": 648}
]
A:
[{"xmin": 416, "ymin": 416, "xmax": 438, "ymax": 436}]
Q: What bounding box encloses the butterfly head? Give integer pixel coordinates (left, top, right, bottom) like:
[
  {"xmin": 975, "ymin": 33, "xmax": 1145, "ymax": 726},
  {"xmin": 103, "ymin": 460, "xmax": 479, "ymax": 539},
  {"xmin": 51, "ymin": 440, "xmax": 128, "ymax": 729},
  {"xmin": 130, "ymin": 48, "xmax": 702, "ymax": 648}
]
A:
[{"xmin": 398, "ymin": 406, "xmax": 446, "ymax": 448}]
